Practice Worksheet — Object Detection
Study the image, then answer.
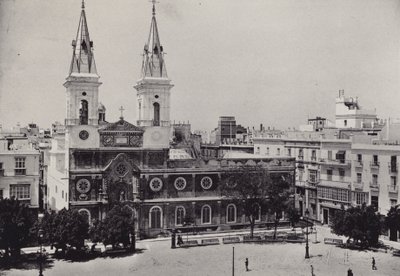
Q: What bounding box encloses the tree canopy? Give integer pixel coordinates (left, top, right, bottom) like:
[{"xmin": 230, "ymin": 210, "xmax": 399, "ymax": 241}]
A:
[
  {"xmin": 385, "ymin": 205, "xmax": 400, "ymax": 241},
  {"xmin": 0, "ymin": 198, "xmax": 35, "ymax": 258},
  {"xmin": 331, "ymin": 204, "xmax": 382, "ymax": 247},
  {"xmin": 90, "ymin": 204, "xmax": 135, "ymax": 249},
  {"xmin": 37, "ymin": 208, "xmax": 89, "ymax": 251},
  {"xmin": 222, "ymin": 164, "xmax": 294, "ymax": 238}
]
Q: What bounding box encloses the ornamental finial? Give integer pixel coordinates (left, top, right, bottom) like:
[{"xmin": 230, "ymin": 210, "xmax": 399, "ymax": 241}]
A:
[
  {"xmin": 151, "ymin": 0, "xmax": 158, "ymax": 16},
  {"xmin": 82, "ymin": 0, "xmax": 85, "ymax": 9}
]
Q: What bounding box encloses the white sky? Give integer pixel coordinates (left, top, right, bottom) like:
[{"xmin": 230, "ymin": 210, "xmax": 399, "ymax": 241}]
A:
[{"xmin": 1, "ymin": 0, "xmax": 400, "ymax": 131}]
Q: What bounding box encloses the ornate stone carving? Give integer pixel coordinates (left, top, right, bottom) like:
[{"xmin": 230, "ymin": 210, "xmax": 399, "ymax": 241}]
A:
[{"xmin": 129, "ymin": 135, "xmax": 143, "ymax": 147}]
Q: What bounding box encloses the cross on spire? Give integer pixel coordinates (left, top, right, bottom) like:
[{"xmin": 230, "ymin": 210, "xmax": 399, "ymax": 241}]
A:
[
  {"xmin": 151, "ymin": 0, "xmax": 159, "ymax": 16},
  {"xmin": 119, "ymin": 106, "xmax": 125, "ymax": 119}
]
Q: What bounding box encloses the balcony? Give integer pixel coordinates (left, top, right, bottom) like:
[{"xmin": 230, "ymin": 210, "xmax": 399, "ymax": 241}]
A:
[
  {"xmin": 370, "ymin": 161, "xmax": 380, "ymax": 170},
  {"xmin": 319, "ymin": 179, "xmax": 350, "ymax": 189},
  {"xmin": 319, "ymin": 158, "xmax": 351, "ymax": 168},
  {"xmin": 307, "ymin": 178, "xmax": 319, "ymax": 187},
  {"xmin": 14, "ymin": 169, "xmax": 26, "ymax": 176},
  {"xmin": 369, "ymin": 182, "xmax": 379, "ymax": 192},
  {"xmin": 388, "ymin": 163, "xmax": 398, "ymax": 173},
  {"xmin": 353, "ymin": 182, "xmax": 363, "ymax": 191},
  {"xmin": 354, "ymin": 161, "xmax": 363, "ymax": 168},
  {"xmin": 388, "ymin": 185, "xmax": 398, "ymax": 193}
]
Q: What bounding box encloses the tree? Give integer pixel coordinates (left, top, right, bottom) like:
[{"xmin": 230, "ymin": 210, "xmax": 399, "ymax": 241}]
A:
[
  {"xmin": 222, "ymin": 164, "xmax": 293, "ymax": 238},
  {"xmin": 42, "ymin": 209, "xmax": 89, "ymax": 252},
  {"xmin": 0, "ymin": 198, "xmax": 35, "ymax": 258},
  {"xmin": 331, "ymin": 204, "xmax": 382, "ymax": 247},
  {"xmin": 90, "ymin": 204, "xmax": 135, "ymax": 249},
  {"xmin": 265, "ymin": 173, "xmax": 292, "ymax": 239},
  {"xmin": 287, "ymin": 205, "xmax": 300, "ymax": 229},
  {"xmin": 386, "ymin": 205, "xmax": 400, "ymax": 241}
]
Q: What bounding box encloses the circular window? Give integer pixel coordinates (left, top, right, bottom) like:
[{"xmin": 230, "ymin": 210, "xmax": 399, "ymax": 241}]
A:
[
  {"xmin": 150, "ymin": 177, "xmax": 163, "ymax": 192},
  {"xmin": 79, "ymin": 130, "xmax": 89, "ymax": 140},
  {"xmin": 155, "ymin": 95, "xmax": 159, "ymax": 99},
  {"xmin": 82, "ymin": 92, "xmax": 87, "ymax": 96},
  {"xmin": 76, "ymin": 178, "xmax": 91, "ymax": 194},
  {"xmin": 115, "ymin": 163, "xmax": 127, "ymax": 176},
  {"xmin": 200, "ymin": 176, "xmax": 213, "ymax": 190},
  {"xmin": 174, "ymin": 177, "xmax": 187, "ymax": 191}
]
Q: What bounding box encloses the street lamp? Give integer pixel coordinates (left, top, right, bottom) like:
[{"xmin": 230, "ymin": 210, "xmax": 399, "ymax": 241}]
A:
[
  {"xmin": 305, "ymin": 208, "xmax": 310, "ymax": 259},
  {"xmin": 38, "ymin": 213, "xmax": 44, "ymax": 276}
]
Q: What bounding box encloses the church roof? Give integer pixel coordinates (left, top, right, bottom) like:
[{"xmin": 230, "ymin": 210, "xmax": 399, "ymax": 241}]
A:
[
  {"xmin": 99, "ymin": 119, "xmax": 143, "ymax": 133},
  {"xmin": 140, "ymin": 2, "xmax": 168, "ymax": 78},
  {"xmin": 69, "ymin": 1, "xmax": 97, "ymax": 75}
]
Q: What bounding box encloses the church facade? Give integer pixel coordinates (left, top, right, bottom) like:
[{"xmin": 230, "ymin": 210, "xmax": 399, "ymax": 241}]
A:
[{"xmin": 53, "ymin": 2, "xmax": 296, "ymax": 238}]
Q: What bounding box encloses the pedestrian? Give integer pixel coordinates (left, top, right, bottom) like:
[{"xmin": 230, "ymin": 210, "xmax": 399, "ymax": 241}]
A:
[
  {"xmin": 245, "ymin": 258, "xmax": 249, "ymax": 271},
  {"xmin": 177, "ymin": 234, "xmax": 183, "ymax": 247},
  {"xmin": 372, "ymin": 257, "xmax": 377, "ymax": 270},
  {"xmin": 347, "ymin": 268, "xmax": 353, "ymax": 276},
  {"xmin": 310, "ymin": 265, "xmax": 315, "ymax": 276}
]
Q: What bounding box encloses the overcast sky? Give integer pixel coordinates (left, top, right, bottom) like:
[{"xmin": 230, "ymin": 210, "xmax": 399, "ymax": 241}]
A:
[{"xmin": 1, "ymin": 0, "xmax": 400, "ymax": 131}]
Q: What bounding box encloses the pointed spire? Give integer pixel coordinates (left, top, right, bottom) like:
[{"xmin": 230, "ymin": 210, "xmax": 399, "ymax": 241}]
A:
[
  {"xmin": 69, "ymin": 1, "xmax": 97, "ymax": 75},
  {"xmin": 141, "ymin": 0, "xmax": 168, "ymax": 78}
]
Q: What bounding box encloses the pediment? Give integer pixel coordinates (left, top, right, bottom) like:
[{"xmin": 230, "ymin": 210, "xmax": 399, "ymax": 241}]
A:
[{"xmin": 99, "ymin": 119, "xmax": 143, "ymax": 133}]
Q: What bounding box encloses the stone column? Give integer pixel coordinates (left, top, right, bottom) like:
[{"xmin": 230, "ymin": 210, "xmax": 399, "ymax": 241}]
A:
[{"xmin": 217, "ymin": 200, "xmax": 221, "ymax": 225}]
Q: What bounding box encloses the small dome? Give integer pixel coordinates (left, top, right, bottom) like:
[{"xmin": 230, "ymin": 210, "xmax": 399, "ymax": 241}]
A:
[{"xmin": 98, "ymin": 102, "xmax": 106, "ymax": 112}]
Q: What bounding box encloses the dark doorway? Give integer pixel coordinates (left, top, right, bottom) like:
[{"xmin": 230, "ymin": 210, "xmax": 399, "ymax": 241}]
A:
[{"xmin": 323, "ymin": 208, "xmax": 329, "ymax": 225}]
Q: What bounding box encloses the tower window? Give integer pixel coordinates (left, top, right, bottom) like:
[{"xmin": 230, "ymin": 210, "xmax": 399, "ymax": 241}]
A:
[
  {"xmin": 153, "ymin": 102, "xmax": 160, "ymax": 126},
  {"xmin": 79, "ymin": 100, "xmax": 88, "ymax": 125},
  {"xmin": 82, "ymin": 92, "xmax": 87, "ymax": 96},
  {"xmin": 155, "ymin": 95, "xmax": 159, "ymax": 99}
]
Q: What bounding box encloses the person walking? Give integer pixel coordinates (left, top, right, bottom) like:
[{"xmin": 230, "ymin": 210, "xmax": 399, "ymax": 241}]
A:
[
  {"xmin": 310, "ymin": 265, "xmax": 315, "ymax": 276},
  {"xmin": 372, "ymin": 257, "xmax": 377, "ymax": 270},
  {"xmin": 347, "ymin": 268, "xmax": 353, "ymax": 276},
  {"xmin": 245, "ymin": 258, "xmax": 249, "ymax": 271}
]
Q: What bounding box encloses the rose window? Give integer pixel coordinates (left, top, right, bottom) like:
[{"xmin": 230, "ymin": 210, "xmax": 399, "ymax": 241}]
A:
[
  {"xmin": 174, "ymin": 177, "xmax": 187, "ymax": 191},
  {"xmin": 76, "ymin": 179, "xmax": 91, "ymax": 194},
  {"xmin": 150, "ymin": 177, "xmax": 163, "ymax": 192},
  {"xmin": 200, "ymin": 176, "xmax": 213, "ymax": 190},
  {"xmin": 115, "ymin": 163, "xmax": 127, "ymax": 176}
]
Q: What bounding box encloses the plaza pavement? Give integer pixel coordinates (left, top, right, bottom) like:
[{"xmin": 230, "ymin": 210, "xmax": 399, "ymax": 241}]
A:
[{"xmin": 3, "ymin": 225, "xmax": 400, "ymax": 276}]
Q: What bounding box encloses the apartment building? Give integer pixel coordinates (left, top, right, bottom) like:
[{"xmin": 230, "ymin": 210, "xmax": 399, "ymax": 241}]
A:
[{"xmin": 0, "ymin": 135, "xmax": 40, "ymax": 209}]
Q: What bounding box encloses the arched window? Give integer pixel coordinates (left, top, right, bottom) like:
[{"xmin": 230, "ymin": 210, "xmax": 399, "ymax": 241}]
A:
[
  {"xmin": 149, "ymin": 206, "xmax": 162, "ymax": 228},
  {"xmin": 78, "ymin": 208, "xmax": 91, "ymax": 225},
  {"xmin": 201, "ymin": 205, "xmax": 211, "ymax": 224},
  {"xmin": 175, "ymin": 206, "xmax": 185, "ymax": 226},
  {"xmin": 79, "ymin": 100, "xmax": 89, "ymax": 125},
  {"xmin": 227, "ymin": 204, "xmax": 236, "ymax": 223},
  {"xmin": 153, "ymin": 102, "xmax": 160, "ymax": 126}
]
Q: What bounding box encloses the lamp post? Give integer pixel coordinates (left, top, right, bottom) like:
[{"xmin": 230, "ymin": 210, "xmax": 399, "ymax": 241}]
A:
[
  {"xmin": 37, "ymin": 213, "xmax": 44, "ymax": 276},
  {"xmin": 305, "ymin": 208, "xmax": 310, "ymax": 259}
]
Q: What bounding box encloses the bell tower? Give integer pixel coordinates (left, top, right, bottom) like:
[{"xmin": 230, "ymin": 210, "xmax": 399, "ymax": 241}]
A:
[
  {"xmin": 64, "ymin": 1, "xmax": 101, "ymax": 149},
  {"xmin": 134, "ymin": 1, "xmax": 173, "ymax": 128},
  {"xmin": 134, "ymin": 1, "xmax": 173, "ymax": 148}
]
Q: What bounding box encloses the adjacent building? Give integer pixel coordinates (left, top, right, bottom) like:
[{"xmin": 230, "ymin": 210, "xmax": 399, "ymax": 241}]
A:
[{"xmin": 0, "ymin": 134, "xmax": 40, "ymax": 210}]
